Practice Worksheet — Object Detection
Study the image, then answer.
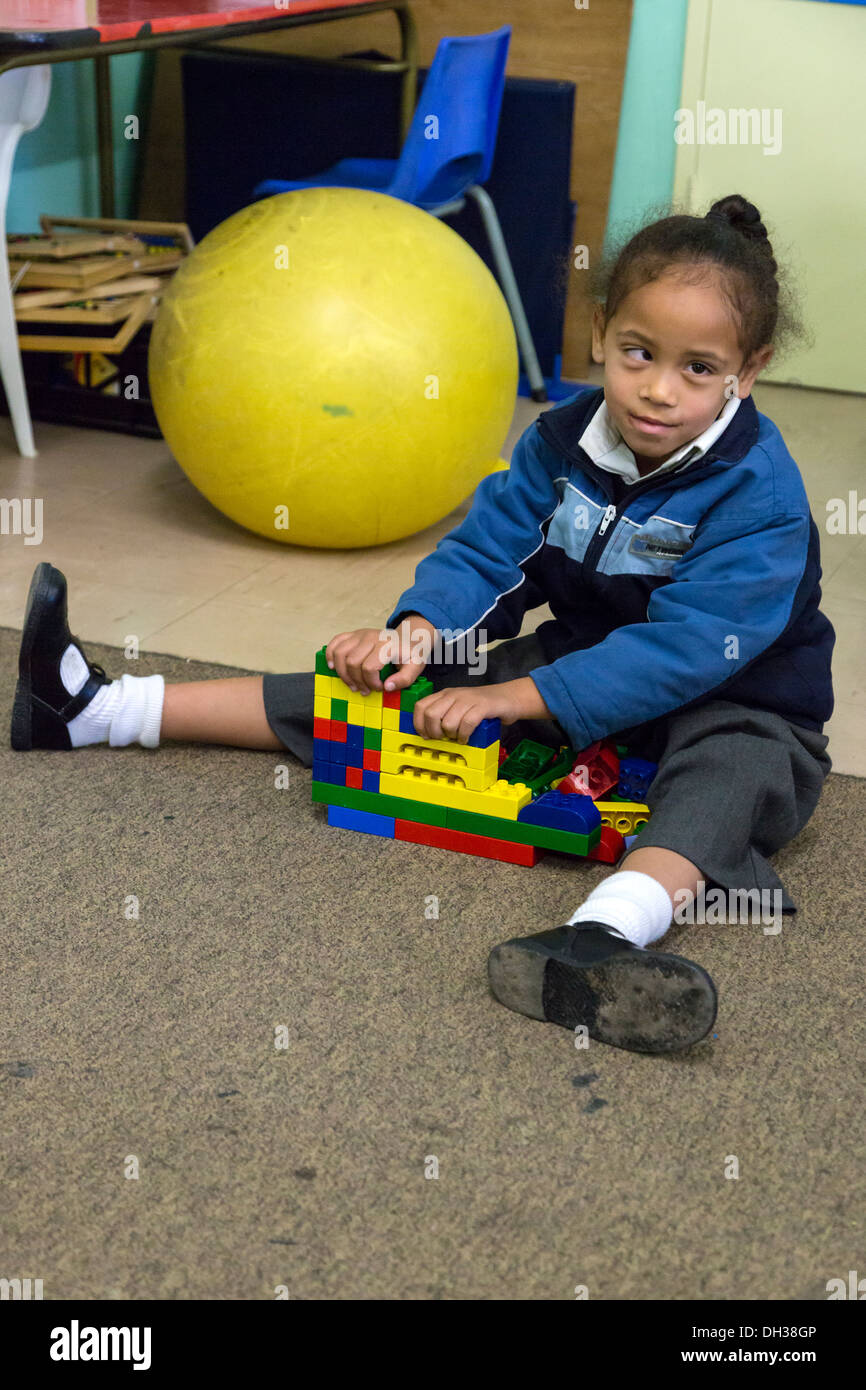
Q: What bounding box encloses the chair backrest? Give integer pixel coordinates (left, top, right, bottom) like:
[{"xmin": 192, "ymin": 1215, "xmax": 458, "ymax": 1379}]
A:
[
  {"xmin": 0, "ymin": 66, "xmax": 51, "ymax": 219},
  {"xmin": 388, "ymin": 27, "xmax": 511, "ymax": 210},
  {"xmin": 0, "ymin": 65, "xmax": 51, "ymax": 130}
]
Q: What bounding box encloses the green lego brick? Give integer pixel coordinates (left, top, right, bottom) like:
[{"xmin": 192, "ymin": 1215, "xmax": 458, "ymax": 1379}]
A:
[
  {"xmin": 446, "ymin": 806, "xmax": 600, "ymax": 856},
  {"xmin": 399, "ymin": 675, "xmax": 434, "ymax": 712},
  {"xmin": 446, "ymin": 805, "xmax": 539, "ymax": 844},
  {"xmin": 517, "ymin": 744, "xmax": 579, "ymax": 795},
  {"xmin": 607, "ymin": 791, "xmax": 627, "ymax": 802},
  {"xmin": 498, "ymin": 738, "xmax": 557, "ymax": 786},
  {"xmin": 527, "ymin": 823, "xmax": 601, "ymax": 856},
  {"xmin": 615, "ymin": 744, "xmax": 629, "ymax": 757},
  {"xmin": 331, "ymin": 697, "xmax": 348, "ymax": 722},
  {"xmin": 311, "ymin": 780, "xmax": 449, "ymax": 827},
  {"xmin": 363, "ymin": 727, "xmax": 382, "ymax": 750}
]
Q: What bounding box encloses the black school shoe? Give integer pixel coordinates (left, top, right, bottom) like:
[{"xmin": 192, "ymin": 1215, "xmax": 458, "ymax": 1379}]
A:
[
  {"xmin": 10, "ymin": 562, "xmax": 111, "ymax": 751},
  {"xmin": 488, "ymin": 922, "xmax": 717, "ymax": 1054}
]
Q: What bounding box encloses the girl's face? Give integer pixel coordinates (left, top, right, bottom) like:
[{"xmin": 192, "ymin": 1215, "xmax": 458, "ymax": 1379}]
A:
[{"xmin": 591, "ymin": 270, "xmax": 772, "ymax": 474}]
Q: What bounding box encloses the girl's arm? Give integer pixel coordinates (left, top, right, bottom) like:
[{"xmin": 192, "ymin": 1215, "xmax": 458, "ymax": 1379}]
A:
[{"xmin": 386, "ymin": 421, "xmax": 564, "ymax": 652}]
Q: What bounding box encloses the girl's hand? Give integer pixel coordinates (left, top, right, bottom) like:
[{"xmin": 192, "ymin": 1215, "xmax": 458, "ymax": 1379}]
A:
[
  {"xmin": 326, "ymin": 616, "xmax": 437, "ymax": 696},
  {"xmin": 412, "ymin": 680, "xmax": 535, "ymax": 744}
]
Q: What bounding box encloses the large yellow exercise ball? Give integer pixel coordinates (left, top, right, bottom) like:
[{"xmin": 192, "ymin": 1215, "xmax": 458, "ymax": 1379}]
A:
[{"xmin": 148, "ymin": 187, "xmax": 518, "ymax": 548}]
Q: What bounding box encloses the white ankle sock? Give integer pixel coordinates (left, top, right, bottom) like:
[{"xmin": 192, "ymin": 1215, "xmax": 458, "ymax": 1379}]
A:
[
  {"xmin": 61, "ymin": 644, "xmax": 165, "ymax": 748},
  {"xmin": 567, "ymin": 870, "xmax": 673, "ymax": 949}
]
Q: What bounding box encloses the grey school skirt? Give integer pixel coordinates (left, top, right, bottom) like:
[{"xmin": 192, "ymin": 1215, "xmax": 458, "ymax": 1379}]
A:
[{"xmin": 263, "ymin": 631, "xmax": 832, "ymax": 913}]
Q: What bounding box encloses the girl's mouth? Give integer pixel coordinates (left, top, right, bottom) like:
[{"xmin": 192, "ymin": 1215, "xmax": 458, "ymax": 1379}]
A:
[{"xmin": 629, "ymin": 413, "xmax": 677, "ymax": 435}]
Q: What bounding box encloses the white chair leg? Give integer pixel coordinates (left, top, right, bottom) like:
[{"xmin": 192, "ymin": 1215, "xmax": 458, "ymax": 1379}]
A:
[
  {"xmin": 0, "ymin": 239, "xmax": 36, "ymax": 456},
  {"xmin": 0, "ymin": 64, "xmax": 52, "ymax": 457}
]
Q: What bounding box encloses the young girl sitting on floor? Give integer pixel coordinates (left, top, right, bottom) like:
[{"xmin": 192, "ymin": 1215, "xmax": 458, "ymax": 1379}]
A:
[{"xmin": 12, "ymin": 193, "xmax": 834, "ymax": 1055}]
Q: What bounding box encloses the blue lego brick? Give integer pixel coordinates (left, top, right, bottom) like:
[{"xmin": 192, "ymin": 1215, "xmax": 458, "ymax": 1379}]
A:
[
  {"xmin": 330, "ymin": 741, "xmax": 348, "ymax": 766},
  {"xmin": 517, "ymin": 790, "xmax": 600, "ymax": 834},
  {"xmin": 361, "ymin": 770, "xmax": 380, "ymax": 793},
  {"xmin": 327, "ymin": 804, "xmax": 396, "ymax": 838},
  {"xmin": 345, "ymin": 746, "xmax": 364, "ymax": 769},
  {"xmin": 313, "ymin": 760, "xmax": 344, "ymax": 786},
  {"xmin": 466, "ymin": 717, "xmax": 501, "ymax": 749},
  {"xmin": 399, "ymin": 710, "xmax": 417, "ymax": 735},
  {"xmin": 617, "ymin": 756, "xmax": 658, "ymax": 802},
  {"xmin": 346, "ymin": 723, "xmax": 365, "ymax": 748},
  {"xmin": 312, "ymin": 737, "xmax": 333, "ymax": 764}
]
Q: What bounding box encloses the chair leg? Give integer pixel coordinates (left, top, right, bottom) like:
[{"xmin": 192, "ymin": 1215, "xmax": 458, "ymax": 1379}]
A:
[
  {"xmin": 0, "ymin": 225, "xmax": 36, "ymax": 457},
  {"xmin": 465, "ymin": 184, "xmax": 548, "ymax": 403}
]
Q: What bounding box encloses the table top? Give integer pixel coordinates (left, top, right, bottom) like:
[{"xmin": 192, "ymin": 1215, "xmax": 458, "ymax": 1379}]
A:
[{"xmin": 0, "ymin": 1, "xmax": 385, "ymax": 48}]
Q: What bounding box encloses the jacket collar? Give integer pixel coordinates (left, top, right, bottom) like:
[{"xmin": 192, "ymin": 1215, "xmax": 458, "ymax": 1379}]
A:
[{"xmin": 536, "ymin": 386, "xmax": 761, "ymax": 479}]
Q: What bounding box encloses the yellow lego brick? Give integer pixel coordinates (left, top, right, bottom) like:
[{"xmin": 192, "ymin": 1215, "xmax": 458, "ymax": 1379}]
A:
[
  {"xmin": 378, "ymin": 769, "xmax": 531, "ymax": 820},
  {"xmin": 320, "ymin": 671, "xmax": 384, "ymax": 707},
  {"xmin": 379, "ymin": 748, "xmax": 495, "ymax": 792},
  {"xmin": 382, "ymin": 708, "xmax": 401, "ymax": 731},
  {"xmin": 595, "ymin": 799, "xmax": 651, "ymax": 833},
  {"xmin": 380, "ymin": 728, "xmax": 500, "ymax": 776},
  {"xmin": 314, "ymin": 695, "xmax": 331, "ymax": 720},
  {"xmin": 327, "ymin": 675, "xmax": 355, "ymax": 700},
  {"xmin": 363, "ymin": 705, "xmax": 382, "ymax": 728},
  {"xmin": 344, "ymin": 705, "xmax": 365, "ymax": 726},
  {"xmin": 345, "ymin": 687, "xmax": 383, "ymax": 710}
]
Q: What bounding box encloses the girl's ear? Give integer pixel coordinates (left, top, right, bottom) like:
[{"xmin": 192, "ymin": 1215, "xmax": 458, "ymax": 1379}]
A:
[
  {"xmin": 590, "ymin": 305, "xmax": 607, "ymax": 363},
  {"xmin": 738, "ymin": 344, "xmax": 774, "ymax": 394}
]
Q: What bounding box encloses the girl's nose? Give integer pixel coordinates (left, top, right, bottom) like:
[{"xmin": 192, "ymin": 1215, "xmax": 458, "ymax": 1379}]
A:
[{"xmin": 642, "ymin": 375, "xmax": 678, "ymax": 405}]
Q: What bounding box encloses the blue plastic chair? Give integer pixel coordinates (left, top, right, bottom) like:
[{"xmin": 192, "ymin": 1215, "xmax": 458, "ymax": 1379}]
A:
[{"xmin": 253, "ymin": 27, "xmax": 547, "ymax": 401}]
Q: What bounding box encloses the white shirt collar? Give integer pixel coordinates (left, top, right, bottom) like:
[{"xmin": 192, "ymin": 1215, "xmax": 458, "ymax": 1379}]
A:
[{"xmin": 577, "ymin": 392, "xmax": 742, "ymax": 484}]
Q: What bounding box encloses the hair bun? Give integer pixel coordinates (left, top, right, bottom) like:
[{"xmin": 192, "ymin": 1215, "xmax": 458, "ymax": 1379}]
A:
[
  {"xmin": 705, "ymin": 194, "xmax": 776, "ymax": 272},
  {"xmin": 707, "ymin": 194, "xmax": 768, "ymax": 242}
]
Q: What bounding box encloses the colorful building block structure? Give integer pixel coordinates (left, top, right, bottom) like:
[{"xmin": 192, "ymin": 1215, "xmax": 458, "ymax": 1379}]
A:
[{"xmin": 311, "ymin": 646, "xmax": 657, "ymax": 867}]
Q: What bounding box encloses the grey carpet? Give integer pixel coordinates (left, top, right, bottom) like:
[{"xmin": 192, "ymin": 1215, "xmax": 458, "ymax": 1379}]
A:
[{"xmin": 1, "ymin": 624, "xmax": 864, "ymax": 1301}]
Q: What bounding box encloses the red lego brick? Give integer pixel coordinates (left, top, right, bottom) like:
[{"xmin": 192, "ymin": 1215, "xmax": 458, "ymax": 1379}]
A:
[
  {"xmin": 345, "ymin": 766, "xmax": 363, "ymax": 790},
  {"xmin": 394, "ymin": 818, "xmax": 539, "ymax": 865},
  {"xmin": 313, "ymin": 716, "xmax": 331, "ymax": 741},
  {"xmin": 559, "ymin": 743, "xmax": 619, "ymax": 799},
  {"xmin": 383, "ymin": 689, "xmax": 401, "ymax": 710},
  {"xmin": 458, "ymin": 828, "xmax": 540, "ymax": 865},
  {"xmin": 586, "ymin": 825, "xmax": 626, "ymax": 864},
  {"xmin": 498, "ymin": 745, "xmax": 508, "ymax": 766},
  {"xmin": 362, "ymin": 749, "xmax": 381, "ymax": 772},
  {"xmin": 330, "ymin": 720, "xmax": 348, "ymax": 744}
]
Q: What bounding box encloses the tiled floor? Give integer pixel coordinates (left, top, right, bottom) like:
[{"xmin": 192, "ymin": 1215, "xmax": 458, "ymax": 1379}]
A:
[{"xmin": 1, "ymin": 366, "xmax": 863, "ymax": 774}]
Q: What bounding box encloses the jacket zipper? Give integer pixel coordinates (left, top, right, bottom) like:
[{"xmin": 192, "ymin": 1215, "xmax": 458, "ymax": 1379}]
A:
[
  {"xmin": 536, "ymin": 406, "xmax": 724, "ymax": 573},
  {"xmin": 582, "ymin": 474, "xmax": 677, "ymax": 572}
]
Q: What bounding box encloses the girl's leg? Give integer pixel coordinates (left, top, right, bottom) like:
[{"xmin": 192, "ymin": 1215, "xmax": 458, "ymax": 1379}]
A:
[
  {"xmin": 487, "ymin": 846, "xmax": 717, "ymax": 1054},
  {"xmin": 161, "ymin": 676, "xmax": 283, "ymax": 750},
  {"xmin": 616, "ymin": 845, "xmax": 703, "ymax": 911}
]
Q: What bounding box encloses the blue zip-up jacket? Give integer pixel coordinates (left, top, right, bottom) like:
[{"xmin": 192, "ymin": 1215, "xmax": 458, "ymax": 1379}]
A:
[{"xmin": 386, "ymin": 385, "xmax": 835, "ymax": 754}]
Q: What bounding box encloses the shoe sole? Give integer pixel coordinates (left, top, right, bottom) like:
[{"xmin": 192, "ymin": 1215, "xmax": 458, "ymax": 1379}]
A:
[
  {"xmin": 488, "ymin": 939, "xmax": 717, "ymax": 1054},
  {"xmin": 10, "ymin": 561, "xmax": 57, "ymax": 752}
]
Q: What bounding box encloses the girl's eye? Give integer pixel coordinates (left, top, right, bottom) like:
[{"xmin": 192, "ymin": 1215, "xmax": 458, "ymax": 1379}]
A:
[{"xmin": 622, "ymin": 348, "xmax": 714, "ymax": 375}]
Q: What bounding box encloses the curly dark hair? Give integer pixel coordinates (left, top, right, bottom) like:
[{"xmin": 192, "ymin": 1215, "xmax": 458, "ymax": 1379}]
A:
[{"xmin": 560, "ymin": 194, "xmax": 809, "ymax": 366}]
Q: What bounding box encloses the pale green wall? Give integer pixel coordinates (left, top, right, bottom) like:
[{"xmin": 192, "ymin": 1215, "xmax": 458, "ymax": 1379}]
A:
[
  {"xmin": 603, "ymin": 0, "xmax": 690, "ymax": 253},
  {"xmin": 7, "ymin": 54, "xmax": 152, "ymax": 232}
]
